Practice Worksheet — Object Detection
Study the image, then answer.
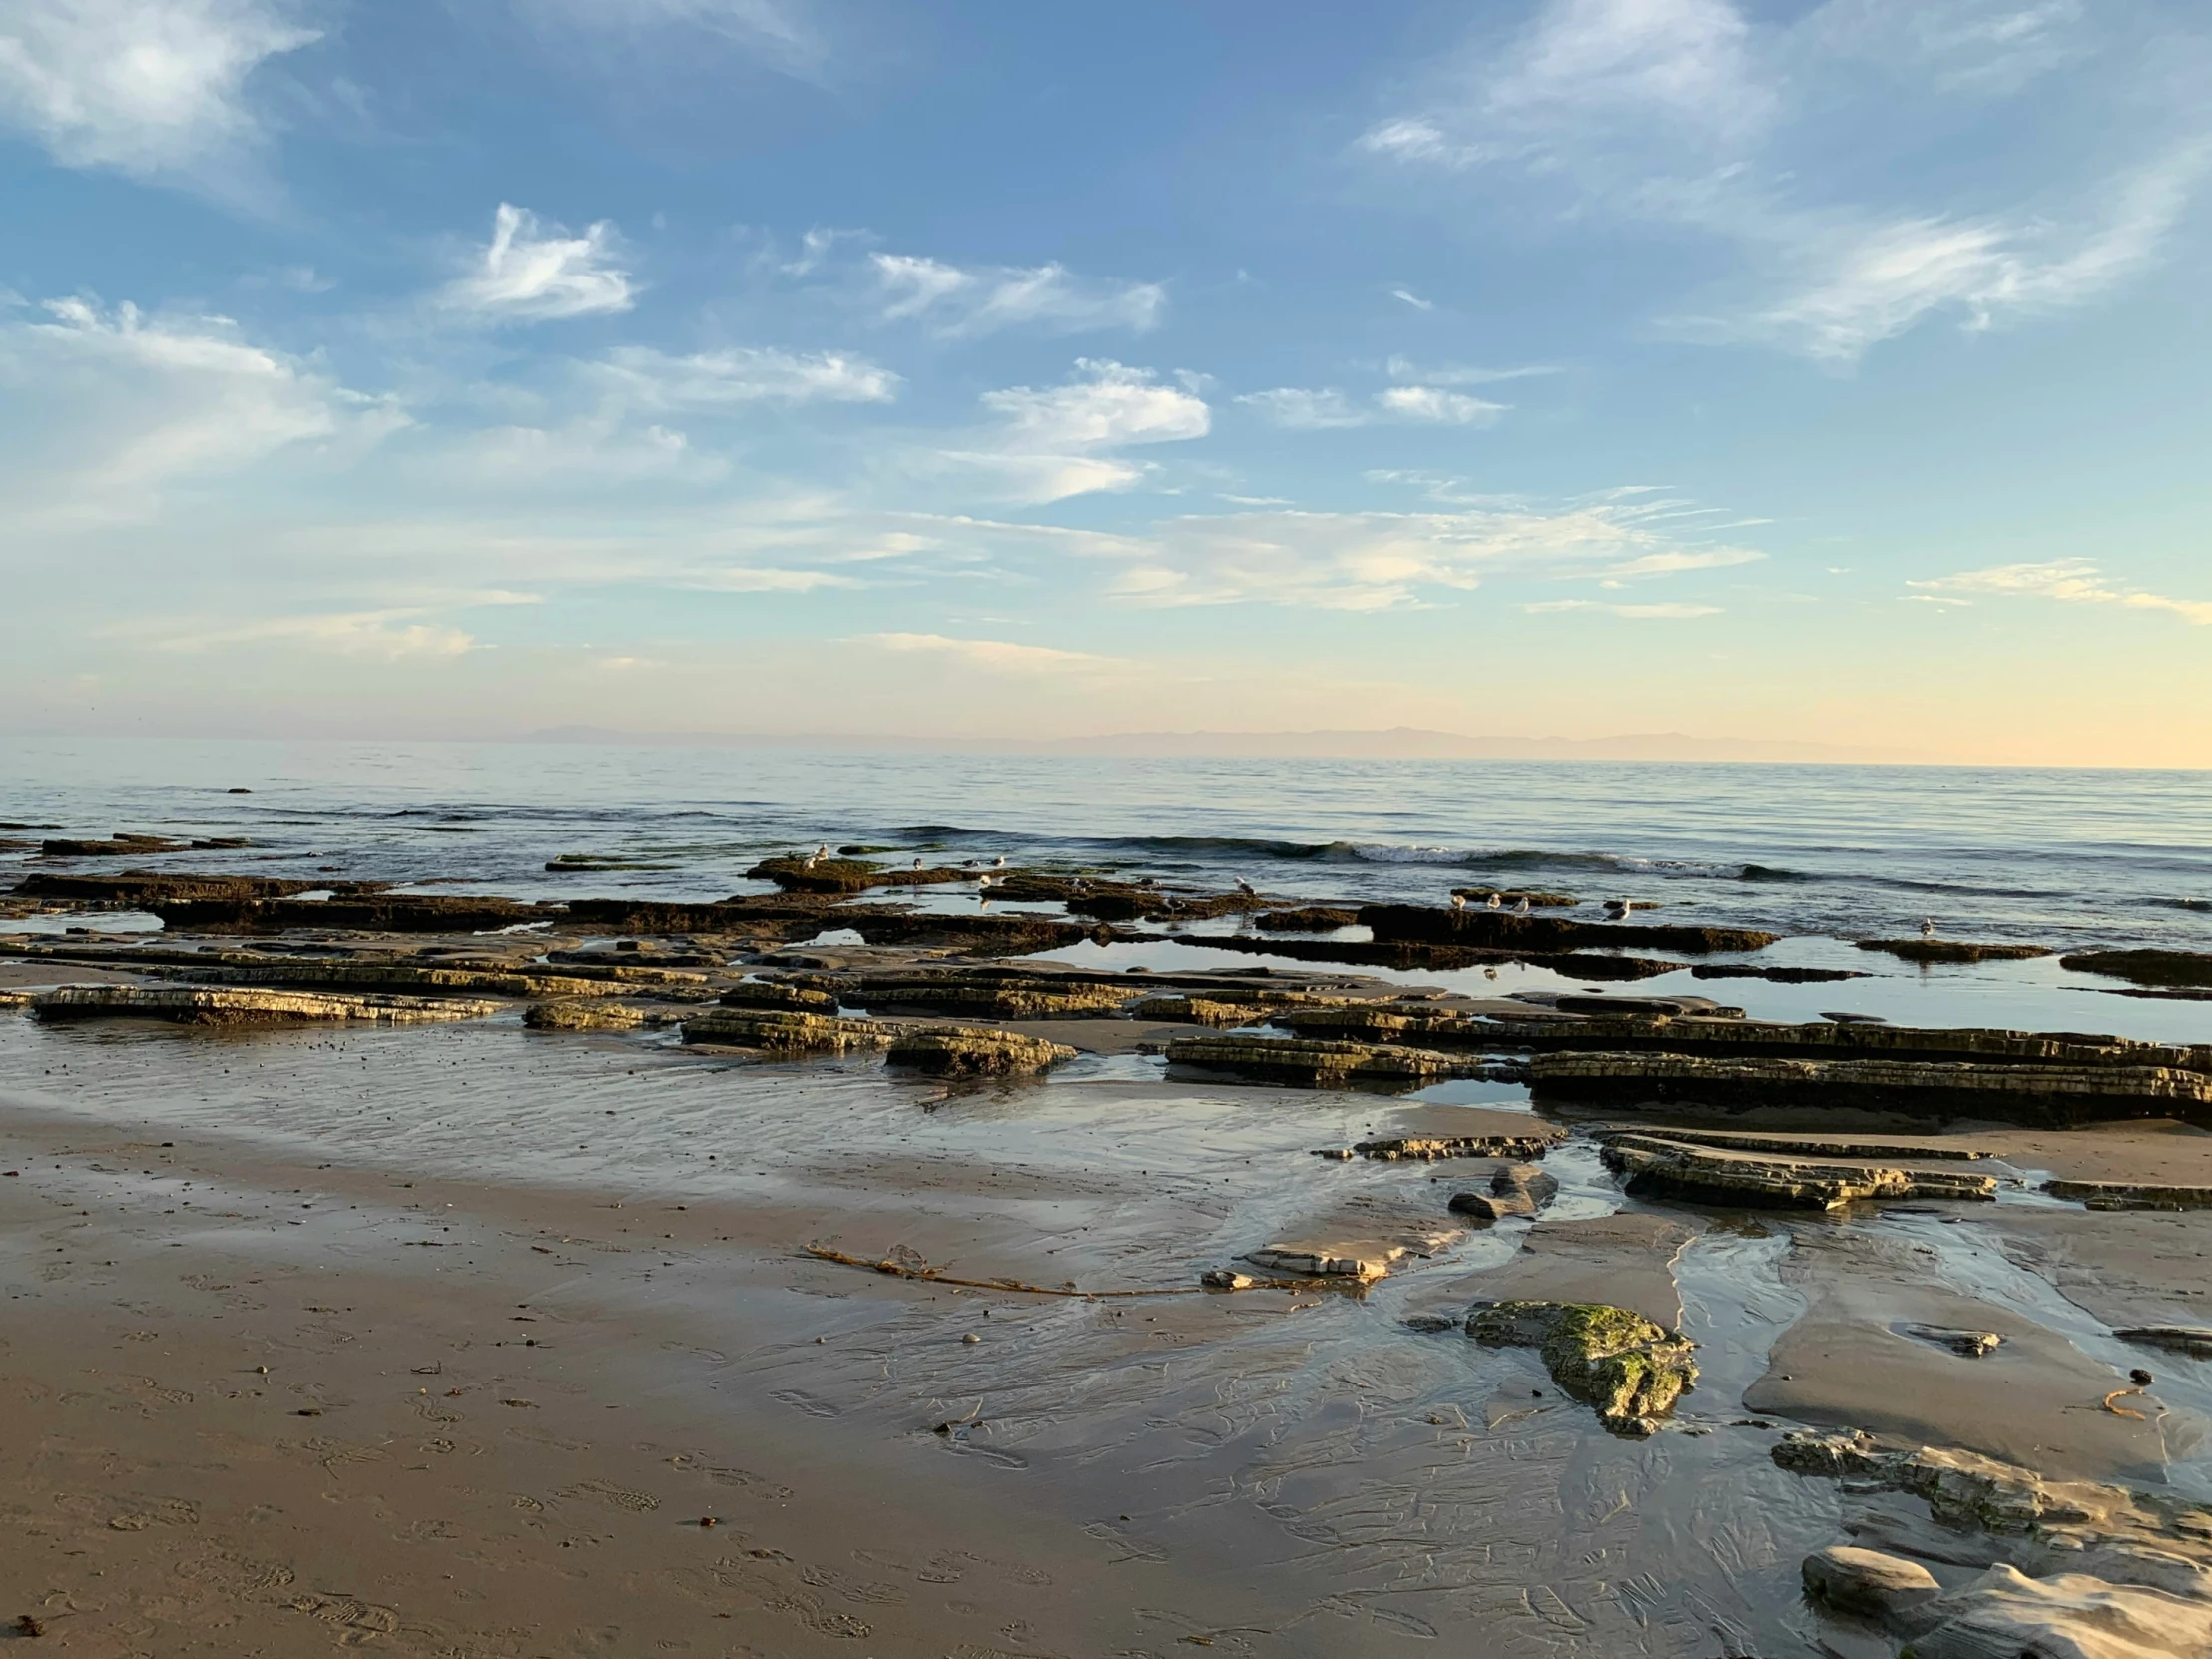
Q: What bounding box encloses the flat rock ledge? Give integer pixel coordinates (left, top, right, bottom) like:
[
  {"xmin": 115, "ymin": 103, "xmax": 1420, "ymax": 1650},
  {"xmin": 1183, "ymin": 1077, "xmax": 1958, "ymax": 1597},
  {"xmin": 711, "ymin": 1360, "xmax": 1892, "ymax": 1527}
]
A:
[
  {"xmin": 2114, "ymin": 1326, "xmax": 2212, "ymax": 1358},
  {"xmin": 885, "ymin": 1026, "xmax": 1077, "ymax": 1076},
  {"xmin": 717, "ymin": 980, "xmax": 840, "ymax": 1013},
  {"xmin": 1324, "ymin": 1127, "xmax": 1561, "ymax": 1162},
  {"xmin": 1167, "ymin": 1034, "xmax": 1495, "ymax": 1089},
  {"xmin": 809, "ymin": 975, "xmax": 1137, "ymax": 1020},
  {"xmin": 1598, "ymin": 1131, "xmax": 1999, "ymax": 1210},
  {"xmin": 31, "ymin": 985, "xmax": 499, "ymax": 1025},
  {"xmin": 1534, "ymin": 1051, "xmax": 2212, "ymax": 1127},
  {"xmin": 1464, "ymin": 1299, "xmax": 1698, "ymax": 1436},
  {"xmin": 1778, "ymin": 1432, "xmax": 2212, "ymax": 1659},
  {"xmin": 1857, "ymin": 938, "xmax": 2054, "ymax": 964},
  {"xmin": 166, "ymin": 960, "xmax": 709, "ymax": 1000},
  {"xmin": 2043, "ymin": 1177, "xmax": 2212, "ymax": 1211},
  {"xmin": 679, "ymin": 1008, "xmax": 892, "ymax": 1054}
]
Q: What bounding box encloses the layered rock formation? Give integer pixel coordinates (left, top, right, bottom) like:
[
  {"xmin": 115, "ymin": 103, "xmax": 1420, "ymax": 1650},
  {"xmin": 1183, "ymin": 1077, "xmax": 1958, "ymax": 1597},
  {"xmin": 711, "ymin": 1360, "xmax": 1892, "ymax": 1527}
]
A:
[
  {"xmin": 885, "ymin": 1026, "xmax": 1076, "ymax": 1076},
  {"xmin": 1165, "ymin": 1034, "xmax": 1488, "ymax": 1088},
  {"xmin": 1597, "ymin": 1130, "xmax": 1999, "ymax": 1209},
  {"xmin": 31, "ymin": 985, "xmax": 498, "ymax": 1025},
  {"xmin": 1360, "ymin": 902, "xmax": 1778, "ymax": 955},
  {"xmin": 678, "ymin": 1008, "xmax": 891, "ymax": 1054},
  {"xmin": 1535, "ymin": 1051, "xmax": 2212, "ymax": 1127},
  {"xmin": 1858, "ymin": 938, "xmax": 2054, "ymax": 964}
]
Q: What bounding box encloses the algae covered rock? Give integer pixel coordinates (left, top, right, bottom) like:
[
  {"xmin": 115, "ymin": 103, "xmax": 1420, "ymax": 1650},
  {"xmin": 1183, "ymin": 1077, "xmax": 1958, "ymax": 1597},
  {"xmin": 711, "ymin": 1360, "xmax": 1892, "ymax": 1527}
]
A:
[
  {"xmin": 1858, "ymin": 938, "xmax": 2054, "ymax": 964},
  {"xmin": 886, "ymin": 1025, "xmax": 1076, "ymax": 1077},
  {"xmin": 1466, "ymin": 1299, "xmax": 1698, "ymax": 1434}
]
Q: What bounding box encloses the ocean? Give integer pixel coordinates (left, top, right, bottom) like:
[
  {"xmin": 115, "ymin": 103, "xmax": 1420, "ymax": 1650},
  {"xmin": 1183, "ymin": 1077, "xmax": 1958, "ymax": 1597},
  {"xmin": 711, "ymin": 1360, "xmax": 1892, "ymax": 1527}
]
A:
[{"xmin": 6, "ymin": 736, "xmax": 2211, "ymax": 1037}]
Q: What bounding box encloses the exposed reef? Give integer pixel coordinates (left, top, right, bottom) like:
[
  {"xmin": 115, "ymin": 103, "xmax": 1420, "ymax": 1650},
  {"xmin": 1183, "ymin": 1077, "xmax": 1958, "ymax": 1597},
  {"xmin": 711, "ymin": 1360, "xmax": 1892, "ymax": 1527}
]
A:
[
  {"xmin": 678, "ymin": 1008, "xmax": 892, "ymax": 1054},
  {"xmin": 884, "ymin": 1026, "xmax": 1076, "ymax": 1076},
  {"xmin": 2062, "ymin": 948, "xmax": 2212, "ymax": 990},
  {"xmin": 1597, "ymin": 1130, "xmax": 1998, "ymax": 1209},
  {"xmin": 30, "ymin": 985, "xmax": 499, "ymax": 1025},
  {"xmin": 1858, "ymin": 938, "xmax": 2054, "ymax": 964},
  {"xmin": 1360, "ymin": 902, "xmax": 1779, "ymax": 955}
]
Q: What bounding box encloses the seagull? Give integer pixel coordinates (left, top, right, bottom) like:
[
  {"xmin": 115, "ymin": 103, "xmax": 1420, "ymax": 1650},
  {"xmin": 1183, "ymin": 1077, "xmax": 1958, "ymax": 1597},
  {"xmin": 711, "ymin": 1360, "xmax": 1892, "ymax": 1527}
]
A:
[
  {"xmin": 1236, "ymin": 879, "xmax": 1258, "ymax": 898},
  {"xmin": 1137, "ymin": 877, "xmax": 1157, "ymax": 889},
  {"xmin": 994, "ymin": 855, "xmax": 1007, "ymax": 868},
  {"xmin": 912, "ymin": 856, "xmax": 924, "ymax": 870},
  {"xmin": 1486, "ymin": 893, "xmax": 1502, "ymax": 911},
  {"xmin": 816, "ymin": 844, "xmax": 830, "ymax": 860},
  {"xmin": 802, "ymin": 850, "xmax": 821, "ymax": 870},
  {"xmin": 1921, "ymin": 917, "xmax": 1937, "ymax": 939},
  {"xmin": 1512, "ymin": 896, "xmax": 1531, "ymax": 916},
  {"xmin": 1450, "ymin": 892, "xmax": 1465, "ymax": 911}
]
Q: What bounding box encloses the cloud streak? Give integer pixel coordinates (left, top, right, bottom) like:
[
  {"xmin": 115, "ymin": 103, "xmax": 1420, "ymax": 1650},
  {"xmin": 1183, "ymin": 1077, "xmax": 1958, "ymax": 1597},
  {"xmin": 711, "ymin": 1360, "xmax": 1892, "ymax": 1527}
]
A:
[
  {"xmin": 1910, "ymin": 560, "xmax": 2212, "ymax": 625},
  {"xmin": 871, "ymin": 253, "xmax": 1164, "ymax": 337}
]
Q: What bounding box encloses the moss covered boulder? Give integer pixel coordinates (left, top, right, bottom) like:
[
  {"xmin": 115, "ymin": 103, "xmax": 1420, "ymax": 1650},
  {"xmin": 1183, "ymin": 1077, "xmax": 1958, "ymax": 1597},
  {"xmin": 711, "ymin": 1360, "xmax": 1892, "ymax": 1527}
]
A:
[{"xmin": 1466, "ymin": 1299, "xmax": 1698, "ymax": 1435}]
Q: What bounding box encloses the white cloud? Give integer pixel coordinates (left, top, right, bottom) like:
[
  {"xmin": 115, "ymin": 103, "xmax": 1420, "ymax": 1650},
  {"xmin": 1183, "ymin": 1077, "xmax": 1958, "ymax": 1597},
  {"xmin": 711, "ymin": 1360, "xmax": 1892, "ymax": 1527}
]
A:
[
  {"xmin": 920, "ymin": 359, "xmax": 1208, "ymax": 504},
  {"xmin": 859, "ymin": 632, "xmax": 1120, "ymax": 673},
  {"xmin": 0, "ymin": 0, "xmax": 315, "ymax": 181},
  {"xmin": 1238, "ymin": 384, "xmax": 1505, "ymax": 429},
  {"xmin": 1055, "ymin": 495, "xmax": 1763, "ymax": 611},
  {"xmin": 0, "ymin": 296, "xmax": 400, "ymax": 520},
  {"xmin": 1687, "ymin": 146, "xmax": 2210, "ymax": 362},
  {"xmin": 1390, "ymin": 287, "xmax": 1435, "ymax": 310},
  {"xmin": 1909, "ymin": 559, "xmax": 2212, "ymax": 626},
  {"xmin": 689, "ymin": 566, "xmax": 860, "ymax": 593},
  {"xmin": 870, "ymin": 252, "xmax": 1163, "ymax": 337},
  {"xmin": 143, "ymin": 609, "xmax": 477, "ymax": 658},
  {"xmin": 593, "ymin": 344, "xmax": 897, "ymax": 407},
  {"xmin": 1377, "ymin": 385, "xmax": 1505, "ymax": 424},
  {"xmin": 1524, "ymin": 599, "xmax": 1721, "ymax": 617},
  {"xmin": 442, "ymin": 203, "xmax": 635, "ymax": 323}
]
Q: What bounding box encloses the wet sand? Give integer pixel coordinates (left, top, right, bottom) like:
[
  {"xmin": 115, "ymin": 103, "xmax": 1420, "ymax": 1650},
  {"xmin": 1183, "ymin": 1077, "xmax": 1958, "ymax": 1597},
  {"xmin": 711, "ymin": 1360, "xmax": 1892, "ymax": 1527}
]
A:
[{"xmin": 5, "ymin": 988, "xmax": 2212, "ymax": 1654}]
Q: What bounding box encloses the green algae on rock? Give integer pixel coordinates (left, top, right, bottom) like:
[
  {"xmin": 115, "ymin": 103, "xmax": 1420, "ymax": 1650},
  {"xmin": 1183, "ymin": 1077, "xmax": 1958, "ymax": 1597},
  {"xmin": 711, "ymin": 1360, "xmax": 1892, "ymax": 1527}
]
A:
[{"xmin": 1465, "ymin": 1299, "xmax": 1698, "ymax": 1435}]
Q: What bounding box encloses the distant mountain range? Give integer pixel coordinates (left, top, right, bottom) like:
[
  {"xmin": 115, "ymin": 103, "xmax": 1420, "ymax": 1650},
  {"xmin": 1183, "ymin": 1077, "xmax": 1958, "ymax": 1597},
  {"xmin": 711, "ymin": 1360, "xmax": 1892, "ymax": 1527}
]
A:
[{"xmin": 512, "ymin": 725, "xmax": 1896, "ymax": 763}]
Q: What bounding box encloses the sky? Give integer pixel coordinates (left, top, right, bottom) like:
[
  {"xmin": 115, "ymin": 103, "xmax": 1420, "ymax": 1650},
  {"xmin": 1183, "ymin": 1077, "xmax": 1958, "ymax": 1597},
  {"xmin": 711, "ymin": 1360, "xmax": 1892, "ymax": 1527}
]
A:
[{"xmin": 2, "ymin": 0, "xmax": 2209, "ymax": 765}]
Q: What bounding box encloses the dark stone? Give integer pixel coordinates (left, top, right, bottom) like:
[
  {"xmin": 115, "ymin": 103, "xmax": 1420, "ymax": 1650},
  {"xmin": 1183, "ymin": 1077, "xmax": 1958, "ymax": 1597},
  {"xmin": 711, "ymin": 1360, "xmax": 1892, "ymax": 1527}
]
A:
[
  {"xmin": 1857, "ymin": 939, "xmax": 2054, "ymax": 964},
  {"xmin": 1360, "ymin": 903, "xmax": 1778, "ymax": 955},
  {"xmin": 2061, "ymin": 949, "xmax": 2212, "ymax": 990}
]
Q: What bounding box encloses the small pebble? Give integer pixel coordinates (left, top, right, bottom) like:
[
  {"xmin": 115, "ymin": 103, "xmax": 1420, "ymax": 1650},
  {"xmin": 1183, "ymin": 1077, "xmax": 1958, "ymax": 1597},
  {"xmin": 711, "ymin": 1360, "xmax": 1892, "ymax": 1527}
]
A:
[
  {"xmin": 699, "ymin": 1516, "xmax": 717, "ymax": 1528},
  {"xmin": 2131, "ymin": 1368, "xmax": 2154, "ymax": 1387},
  {"xmin": 962, "ymin": 1333, "xmax": 981, "ymax": 1345}
]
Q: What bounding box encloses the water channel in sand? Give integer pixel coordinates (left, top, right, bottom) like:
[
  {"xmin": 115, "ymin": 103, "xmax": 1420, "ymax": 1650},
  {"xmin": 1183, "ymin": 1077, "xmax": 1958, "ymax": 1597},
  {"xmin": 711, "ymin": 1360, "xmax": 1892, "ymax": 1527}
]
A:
[{"xmin": 12, "ymin": 993, "xmax": 2206, "ymax": 1655}]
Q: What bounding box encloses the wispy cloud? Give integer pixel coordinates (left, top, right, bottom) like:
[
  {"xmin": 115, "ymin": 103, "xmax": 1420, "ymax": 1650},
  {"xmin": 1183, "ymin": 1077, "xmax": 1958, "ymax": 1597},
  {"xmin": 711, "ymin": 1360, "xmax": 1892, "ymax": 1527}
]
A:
[
  {"xmin": 442, "ymin": 203, "xmax": 635, "ymax": 323},
  {"xmin": 1357, "ymin": 0, "xmax": 2208, "ymax": 363},
  {"xmin": 141, "ymin": 608, "xmax": 478, "ymax": 658},
  {"xmin": 1239, "ymin": 384, "xmax": 1504, "ymax": 429},
  {"xmin": 859, "ymin": 632, "xmax": 1120, "ymax": 673},
  {"xmin": 592, "ymin": 344, "xmax": 897, "ymax": 407},
  {"xmin": 0, "ymin": 0, "xmax": 316, "ymax": 186},
  {"xmin": 870, "ymin": 253, "xmax": 1164, "ymax": 337},
  {"xmin": 1524, "ymin": 598, "xmax": 1720, "ymax": 617},
  {"xmin": 1677, "ymin": 144, "xmax": 2211, "ymax": 362},
  {"xmin": 518, "ymin": 0, "xmax": 825, "ymax": 78},
  {"xmin": 1909, "ymin": 559, "xmax": 2212, "ymax": 625},
  {"xmin": 0, "ymin": 296, "xmax": 402, "ymax": 519},
  {"xmin": 1057, "ymin": 493, "xmax": 1762, "ymax": 612}
]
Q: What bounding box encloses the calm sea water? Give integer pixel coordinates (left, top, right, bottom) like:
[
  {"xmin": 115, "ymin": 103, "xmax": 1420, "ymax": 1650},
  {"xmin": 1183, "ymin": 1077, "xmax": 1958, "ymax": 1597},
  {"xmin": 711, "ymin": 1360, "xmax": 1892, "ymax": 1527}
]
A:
[{"xmin": 5, "ymin": 736, "xmax": 2212, "ymax": 1036}]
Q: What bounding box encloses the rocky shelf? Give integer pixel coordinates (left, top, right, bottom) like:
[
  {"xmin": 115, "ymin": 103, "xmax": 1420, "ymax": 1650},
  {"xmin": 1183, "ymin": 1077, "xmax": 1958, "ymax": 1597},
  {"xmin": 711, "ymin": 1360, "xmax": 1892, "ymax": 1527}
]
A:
[
  {"xmin": 2061, "ymin": 948, "xmax": 2212, "ymax": 990},
  {"xmin": 1165, "ymin": 1034, "xmax": 1492, "ymax": 1088},
  {"xmin": 1597, "ymin": 1130, "xmax": 1999, "ymax": 1209},
  {"xmin": 30, "ymin": 985, "xmax": 500, "ymax": 1026},
  {"xmin": 884, "ymin": 1026, "xmax": 1076, "ymax": 1076},
  {"xmin": 1857, "ymin": 938, "xmax": 2055, "ymax": 964},
  {"xmin": 1360, "ymin": 902, "xmax": 1779, "ymax": 955},
  {"xmin": 678, "ymin": 1008, "xmax": 893, "ymax": 1054},
  {"xmin": 1534, "ymin": 1051, "xmax": 2212, "ymax": 1127}
]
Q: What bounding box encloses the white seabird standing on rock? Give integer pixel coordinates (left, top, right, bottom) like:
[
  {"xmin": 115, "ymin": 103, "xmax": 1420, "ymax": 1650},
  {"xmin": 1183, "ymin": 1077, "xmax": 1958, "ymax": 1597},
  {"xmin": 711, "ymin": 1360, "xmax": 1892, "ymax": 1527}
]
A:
[
  {"xmin": 1450, "ymin": 893, "xmax": 1466, "ymax": 911},
  {"xmin": 1486, "ymin": 893, "xmax": 1502, "ymax": 911},
  {"xmin": 1512, "ymin": 896, "xmax": 1531, "ymax": 916},
  {"xmin": 1236, "ymin": 879, "xmax": 1258, "ymax": 898},
  {"xmin": 994, "ymin": 855, "xmax": 1007, "ymax": 868},
  {"xmin": 1922, "ymin": 917, "xmax": 1938, "ymax": 938},
  {"xmin": 912, "ymin": 856, "xmax": 924, "ymax": 870}
]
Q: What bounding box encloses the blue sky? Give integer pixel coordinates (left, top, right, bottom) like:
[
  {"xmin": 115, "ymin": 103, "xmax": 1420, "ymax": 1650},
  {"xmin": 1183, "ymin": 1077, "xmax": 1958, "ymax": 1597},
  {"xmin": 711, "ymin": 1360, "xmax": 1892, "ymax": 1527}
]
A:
[{"xmin": 4, "ymin": 0, "xmax": 2209, "ymax": 763}]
